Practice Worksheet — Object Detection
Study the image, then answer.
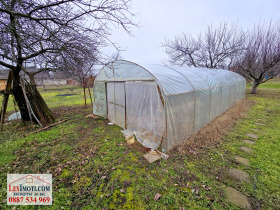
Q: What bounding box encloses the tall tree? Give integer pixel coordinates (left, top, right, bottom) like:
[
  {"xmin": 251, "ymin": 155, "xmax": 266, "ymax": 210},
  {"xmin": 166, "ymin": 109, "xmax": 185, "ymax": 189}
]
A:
[
  {"xmin": 234, "ymin": 22, "xmax": 280, "ymax": 94},
  {"xmin": 0, "ymin": 0, "xmax": 136, "ymax": 124},
  {"xmin": 163, "ymin": 22, "xmax": 245, "ymax": 69}
]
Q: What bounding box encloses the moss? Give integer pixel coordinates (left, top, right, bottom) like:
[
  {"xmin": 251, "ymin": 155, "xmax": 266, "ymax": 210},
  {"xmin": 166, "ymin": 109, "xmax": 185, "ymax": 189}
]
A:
[{"xmin": 60, "ymin": 169, "xmax": 73, "ymax": 179}]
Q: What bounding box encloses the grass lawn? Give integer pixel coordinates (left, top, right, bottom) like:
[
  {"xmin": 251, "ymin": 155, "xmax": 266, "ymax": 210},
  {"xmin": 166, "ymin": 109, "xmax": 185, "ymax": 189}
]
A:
[
  {"xmin": 0, "ymin": 81, "xmax": 279, "ymax": 209},
  {"xmin": 0, "ymin": 86, "xmax": 91, "ymax": 113}
]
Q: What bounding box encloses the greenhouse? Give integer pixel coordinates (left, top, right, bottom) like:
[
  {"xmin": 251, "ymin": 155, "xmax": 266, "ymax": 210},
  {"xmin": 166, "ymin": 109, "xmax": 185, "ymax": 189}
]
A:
[{"xmin": 93, "ymin": 60, "xmax": 246, "ymax": 151}]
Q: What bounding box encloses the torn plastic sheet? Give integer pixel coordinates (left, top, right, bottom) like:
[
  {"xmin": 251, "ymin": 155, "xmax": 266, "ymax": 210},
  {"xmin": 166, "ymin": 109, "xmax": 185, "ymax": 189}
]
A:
[
  {"xmin": 122, "ymin": 129, "xmax": 162, "ymax": 150},
  {"xmin": 134, "ymin": 131, "xmax": 161, "ymax": 149},
  {"xmin": 121, "ymin": 129, "xmax": 134, "ymax": 137}
]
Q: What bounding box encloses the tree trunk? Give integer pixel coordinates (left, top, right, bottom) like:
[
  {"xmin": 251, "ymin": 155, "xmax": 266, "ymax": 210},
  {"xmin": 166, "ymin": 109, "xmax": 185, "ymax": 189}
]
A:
[
  {"xmin": 28, "ymin": 73, "xmax": 36, "ymax": 86},
  {"xmin": 24, "ymin": 83, "xmax": 55, "ymax": 126},
  {"xmin": 12, "ymin": 71, "xmax": 31, "ymax": 122},
  {"xmin": 251, "ymin": 80, "xmax": 259, "ymax": 94},
  {"xmin": 12, "ymin": 71, "xmax": 55, "ymax": 126}
]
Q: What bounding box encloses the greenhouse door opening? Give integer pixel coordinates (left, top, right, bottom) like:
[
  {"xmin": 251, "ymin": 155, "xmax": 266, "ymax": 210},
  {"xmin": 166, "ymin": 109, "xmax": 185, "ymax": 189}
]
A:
[{"xmin": 106, "ymin": 82, "xmax": 126, "ymax": 128}]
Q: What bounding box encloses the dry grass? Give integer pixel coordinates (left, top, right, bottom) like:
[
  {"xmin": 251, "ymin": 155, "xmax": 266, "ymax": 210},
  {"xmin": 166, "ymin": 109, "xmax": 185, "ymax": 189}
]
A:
[{"xmin": 172, "ymin": 98, "xmax": 255, "ymax": 155}]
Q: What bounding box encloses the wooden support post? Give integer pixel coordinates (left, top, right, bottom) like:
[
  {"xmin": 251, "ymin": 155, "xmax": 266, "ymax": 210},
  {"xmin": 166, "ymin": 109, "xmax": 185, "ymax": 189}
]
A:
[
  {"xmin": 83, "ymin": 78, "xmax": 86, "ymax": 106},
  {"xmin": 88, "ymin": 87, "xmax": 93, "ymax": 106},
  {"xmin": 0, "ymin": 93, "xmax": 9, "ymax": 129},
  {"xmin": 20, "ymin": 79, "xmax": 44, "ymax": 127},
  {"xmin": 0, "ymin": 71, "xmax": 13, "ymax": 129},
  {"xmin": 20, "ymin": 78, "xmax": 33, "ymax": 126}
]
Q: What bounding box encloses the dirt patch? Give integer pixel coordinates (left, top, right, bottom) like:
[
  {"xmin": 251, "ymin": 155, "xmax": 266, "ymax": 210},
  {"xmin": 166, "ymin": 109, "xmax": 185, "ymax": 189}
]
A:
[
  {"xmin": 126, "ymin": 140, "xmax": 150, "ymax": 154},
  {"xmin": 51, "ymin": 105, "xmax": 92, "ymax": 118},
  {"xmin": 171, "ymin": 98, "xmax": 255, "ymax": 155}
]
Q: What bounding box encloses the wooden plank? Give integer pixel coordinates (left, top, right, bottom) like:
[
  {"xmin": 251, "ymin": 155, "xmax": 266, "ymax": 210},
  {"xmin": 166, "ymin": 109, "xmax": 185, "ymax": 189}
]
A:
[
  {"xmin": 20, "ymin": 78, "xmax": 33, "ymax": 126},
  {"xmin": 87, "ymin": 87, "xmax": 93, "ymax": 106},
  {"xmin": 0, "ymin": 93, "xmax": 10, "ymax": 128},
  {"xmin": 143, "ymin": 153, "xmax": 161, "ymax": 163},
  {"xmin": 28, "ymin": 119, "xmax": 69, "ymax": 135}
]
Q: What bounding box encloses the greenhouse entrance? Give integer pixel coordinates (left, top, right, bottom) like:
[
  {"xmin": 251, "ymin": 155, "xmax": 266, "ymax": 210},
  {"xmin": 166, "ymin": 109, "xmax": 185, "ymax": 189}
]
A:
[{"xmin": 106, "ymin": 81, "xmax": 126, "ymax": 128}]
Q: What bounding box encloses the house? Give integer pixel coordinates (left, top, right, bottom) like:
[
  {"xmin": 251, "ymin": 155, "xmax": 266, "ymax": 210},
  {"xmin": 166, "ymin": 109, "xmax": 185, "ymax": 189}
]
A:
[
  {"xmin": 20, "ymin": 67, "xmax": 69, "ymax": 86},
  {"xmin": 36, "ymin": 71, "xmax": 68, "ymax": 86},
  {"xmin": 0, "ymin": 69, "xmax": 10, "ymax": 91}
]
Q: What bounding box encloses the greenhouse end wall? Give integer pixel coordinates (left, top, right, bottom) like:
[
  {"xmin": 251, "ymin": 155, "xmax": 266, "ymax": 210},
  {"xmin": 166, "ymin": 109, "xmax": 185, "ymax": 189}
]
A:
[{"xmin": 93, "ymin": 60, "xmax": 246, "ymax": 151}]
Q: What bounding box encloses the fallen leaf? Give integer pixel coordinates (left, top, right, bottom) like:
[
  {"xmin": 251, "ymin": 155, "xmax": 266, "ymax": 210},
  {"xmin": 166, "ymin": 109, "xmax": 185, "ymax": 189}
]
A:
[
  {"xmin": 154, "ymin": 193, "xmax": 161, "ymax": 201},
  {"xmin": 191, "ymin": 189, "xmax": 195, "ymax": 193},
  {"xmin": 195, "ymin": 188, "xmax": 199, "ymax": 195},
  {"xmin": 206, "ymin": 186, "xmax": 212, "ymax": 191},
  {"xmin": 105, "ymin": 194, "xmax": 110, "ymax": 197},
  {"xmin": 120, "ymin": 189, "xmax": 125, "ymax": 193},
  {"xmin": 201, "ymin": 185, "xmax": 206, "ymax": 188},
  {"xmin": 174, "ymin": 184, "xmax": 178, "ymax": 186},
  {"xmin": 101, "ymin": 176, "xmax": 106, "ymax": 179}
]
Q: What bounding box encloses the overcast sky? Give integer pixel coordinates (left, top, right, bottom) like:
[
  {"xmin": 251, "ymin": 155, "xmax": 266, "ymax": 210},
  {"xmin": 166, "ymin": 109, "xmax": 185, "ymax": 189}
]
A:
[{"xmin": 104, "ymin": 0, "xmax": 280, "ymax": 65}]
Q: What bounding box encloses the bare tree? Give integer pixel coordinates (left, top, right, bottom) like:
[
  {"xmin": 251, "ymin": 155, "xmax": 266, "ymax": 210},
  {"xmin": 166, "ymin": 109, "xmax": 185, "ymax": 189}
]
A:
[
  {"xmin": 0, "ymin": 0, "xmax": 136, "ymax": 125},
  {"xmin": 110, "ymin": 51, "xmax": 123, "ymax": 61},
  {"xmin": 163, "ymin": 22, "xmax": 245, "ymax": 69},
  {"xmin": 54, "ymin": 32, "xmax": 100, "ymax": 86},
  {"xmin": 234, "ymin": 21, "xmax": 280, "ymax": 94}
]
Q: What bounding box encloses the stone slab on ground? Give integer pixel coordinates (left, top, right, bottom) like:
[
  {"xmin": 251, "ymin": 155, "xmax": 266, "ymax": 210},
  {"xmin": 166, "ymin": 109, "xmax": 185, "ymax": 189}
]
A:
[
  {"xmin": 234, "ymin": 156, "xmax": 249, "ymax": 166},
  {"xmin": 244, "ymin": 140, "xmax": 255, "ymax": 145},
  {"xmin": 226, "ymin": 187, "xmax": 251, "ymax": 209},
  {"xmin": 246, "ymin": 133, "xmax": 258, "ymax": 139},
  {"xmin": 240, "ymin": 146, "xmax": 253, "ymax": 153},
  {"xmin": 229, "ymin": 168, "xmax": 250, "ymax": 182}
]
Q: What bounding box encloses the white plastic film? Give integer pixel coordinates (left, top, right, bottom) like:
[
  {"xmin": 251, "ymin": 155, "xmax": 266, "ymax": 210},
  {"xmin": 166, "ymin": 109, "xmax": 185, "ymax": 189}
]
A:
[
  {"xmin": 93, "ymin": 60, "xmax": 246, "ymax": 151},
  {"xmin": 164, "ymin": 93, "xmax": 195, "ymax": 151},
  {"xmin": 126, "ymin": 81, "xmax": 165, "ymax": 149},
  {"xmin": 92, "ymin": 81, "xmax": 107, "ymax": 118}
]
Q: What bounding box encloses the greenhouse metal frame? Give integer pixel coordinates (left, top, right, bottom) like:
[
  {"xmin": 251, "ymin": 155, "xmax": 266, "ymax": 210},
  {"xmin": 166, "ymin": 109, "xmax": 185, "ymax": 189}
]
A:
[{"xmin": 93, "ymin": 60, "xmax": 246, "ymax": 151}]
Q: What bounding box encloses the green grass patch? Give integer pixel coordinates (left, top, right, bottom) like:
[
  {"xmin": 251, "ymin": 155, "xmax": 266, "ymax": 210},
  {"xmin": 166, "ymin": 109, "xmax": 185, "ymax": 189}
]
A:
[
  {"xmin": 0, "ymin": 86, "xmax": 91, "ymax": 113},
  {"xmin": 0, "ymin": 80, "xmax": 279, "ymax": 209}
]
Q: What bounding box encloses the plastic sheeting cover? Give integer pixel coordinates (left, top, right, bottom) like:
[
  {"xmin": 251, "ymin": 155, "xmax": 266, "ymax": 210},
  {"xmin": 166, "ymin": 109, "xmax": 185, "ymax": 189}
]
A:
[
  {"xmin": 93, "ymin": 60, "xmax": 246, "ymax": 151},
  {"xmin": 126, "ymin": 81, "xmax": 165, "ymax": 149}
]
